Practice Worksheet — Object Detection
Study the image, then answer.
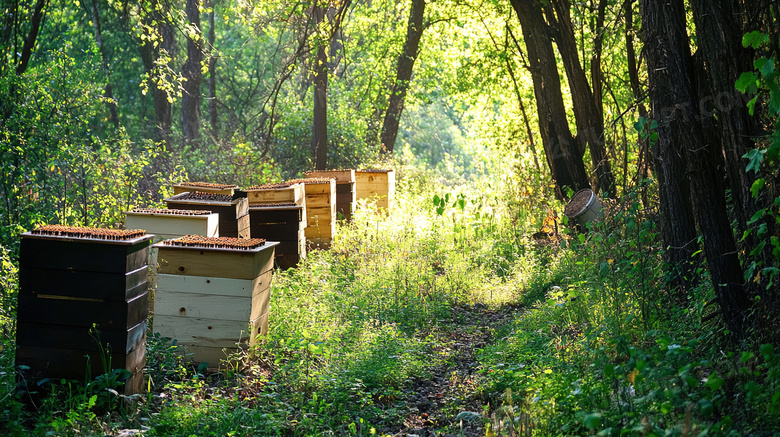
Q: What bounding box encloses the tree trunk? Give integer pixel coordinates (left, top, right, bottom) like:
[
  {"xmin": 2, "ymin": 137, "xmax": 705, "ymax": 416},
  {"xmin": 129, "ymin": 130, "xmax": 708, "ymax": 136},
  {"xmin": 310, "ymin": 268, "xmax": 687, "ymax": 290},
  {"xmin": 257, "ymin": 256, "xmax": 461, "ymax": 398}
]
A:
[
  {"xmin": 16, "ymin": 0, "xmax": 48, "ymax": 75},
  {"xmin": 207, "ymin": 0, "xmax": 218, "ymax": 142},
  {"xmin": 138, "ymin": 3, "xmax": 174, "ymax": 144},
  {"xmin": 379, "ymin": 0, "xmax": 425, "ymax": 155},
  {"xmin": 546, "ymin": 0, "xmax": 616, "ymax": 197},
  {"xmin": 312, "ymin": 4, "xmax": 328, "ymax": 170},
  {"xmin": 509, "ymin": 0, "xmax": 588, "ymax": 199},
  {"xmin": 642, "ymin": 0, "xmax": 748, "ymax": 337},
  {"xmin": 181, "ymin": 0, "xmax": 202, "ymax": 147},
  {"xmin": 89, "ymin": 0, "xmax": 119, "ymax": 128}
]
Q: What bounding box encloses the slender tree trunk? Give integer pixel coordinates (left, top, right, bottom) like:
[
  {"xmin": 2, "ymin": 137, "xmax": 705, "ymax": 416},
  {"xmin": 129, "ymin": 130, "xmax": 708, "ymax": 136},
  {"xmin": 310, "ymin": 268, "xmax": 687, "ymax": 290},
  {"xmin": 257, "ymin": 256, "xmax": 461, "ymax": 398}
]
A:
[
  {"xmin": 89, "ymin": 0, "xmax": 119, "ymax": 128},
  {"xmin": 546, "ymin": 0, "xmax": 616, "ymax": 197},
  {"xmin": 181, "ymin": 0, "xmax": 202, "ymax": 147},
  {"xmin": 503, "ymin": 24, "xmax": 541, "ymax": 173},
  {"xmin": 138, "ymin": 4, "xmax": 174, "ymax": 144},
  {"xmin": 379, "ymin": 0, "xmax": 425, "ymax": 155},
  {"xmin": 509, "ymin": 0, "xmax": 588, "ymax": 199},
  {"xmin": 207, "ymin": 0, "xmax": 218, "ymax": 142},
  {"xmin": 642, "ymin": 0, "xmax": 748, "ymax": 337},
  {"xmin": 312, "ymin": 4, "xmax": 328, "ymax": 170},
  {"xmin": 16, "ymin": 0, "xmax": 48, "ymax": 75}
]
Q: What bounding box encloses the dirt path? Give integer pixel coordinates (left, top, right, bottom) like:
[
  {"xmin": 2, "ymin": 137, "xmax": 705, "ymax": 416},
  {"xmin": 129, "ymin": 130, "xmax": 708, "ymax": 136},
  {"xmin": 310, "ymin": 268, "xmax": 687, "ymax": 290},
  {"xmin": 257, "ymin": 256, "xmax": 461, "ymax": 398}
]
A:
[{"xmin": 383, "ymin": 303, "xmax": 521, "ymax": 437}]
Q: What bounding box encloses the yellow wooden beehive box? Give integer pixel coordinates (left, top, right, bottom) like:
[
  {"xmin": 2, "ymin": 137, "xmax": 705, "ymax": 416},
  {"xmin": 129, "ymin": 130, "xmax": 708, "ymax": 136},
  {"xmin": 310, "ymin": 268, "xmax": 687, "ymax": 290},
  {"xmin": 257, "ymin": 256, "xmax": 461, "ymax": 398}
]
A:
[
  {"xmin": 355, "ymin": 169, "xmax": 395, "ymax": 210},
  {"xmin": 304, "ymin": 169, "xmax": 356, "ymax": 221},
  {"xmin": 287, "ymin": 178, "xmax": 336, "ymax": 248}
]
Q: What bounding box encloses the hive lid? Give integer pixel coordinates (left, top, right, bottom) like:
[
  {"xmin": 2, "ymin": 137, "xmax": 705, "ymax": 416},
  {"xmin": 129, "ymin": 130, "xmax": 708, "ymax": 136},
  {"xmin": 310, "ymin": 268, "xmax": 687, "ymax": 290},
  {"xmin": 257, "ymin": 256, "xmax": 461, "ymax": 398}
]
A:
[
  {"xmin": 165, "ymin": 191, "xmax": 240, "ymax": 204},
  {"xmin": 23, "ymin": 225, "xmax": 152, "ymax": 245},
  {"xmin": 128, "ymin": 208, "xmax": 214, "ymax": 216},
  {"xmin": 154, "ymin": 235, "xmax": 279, "ymax": 252}
]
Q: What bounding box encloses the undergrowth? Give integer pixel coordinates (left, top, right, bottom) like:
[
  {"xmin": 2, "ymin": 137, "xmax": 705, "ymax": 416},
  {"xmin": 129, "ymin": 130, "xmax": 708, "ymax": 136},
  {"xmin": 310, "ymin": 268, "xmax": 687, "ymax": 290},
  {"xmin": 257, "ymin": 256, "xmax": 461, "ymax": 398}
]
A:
[{"xmin": 0, "ymin": 167, "xmax": 778, "ymax": 436}]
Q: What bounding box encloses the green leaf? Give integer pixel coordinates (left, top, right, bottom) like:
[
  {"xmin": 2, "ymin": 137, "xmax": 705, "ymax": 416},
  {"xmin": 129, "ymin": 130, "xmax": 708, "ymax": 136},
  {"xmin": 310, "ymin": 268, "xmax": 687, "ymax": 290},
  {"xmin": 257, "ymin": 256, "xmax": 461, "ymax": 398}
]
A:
[
  {"xmin": 699, "ymin": 398, "xmax": 714, "ymax": 416},
  {"xmin": 747, "ymin": 208, "xmax": 767, "ymax": 225},
  {"xmin": 751, "ymin": 178, "xmax": 766, "ymax": 198},
  {"xmin": 735, "ymin": 72, "xmax": 758, "ymax": 93},
  {"xmin": 750, "ymin": 240, "xmax": 766, "ymax": 257},
  {"xmin": 743, "ymin": 148, "xmax": 766, "ymax": 173},
  {"xmin": 747, "ymin": 95, "xmax": 759, "ymax": 116},
  {"xmin": 584, "ymin": 412, "xmax": 602, "ymax": 429},
  {"xmin": 706, "ymin": 375, "xmax": 724, "ymax": 391},
  {"xmin": 760, "ymin": 343, "xmax": 775, "ymax": 361},
  {"xmin": 743, "ymin": 31, "xmax": 768, "ymax": 49}
]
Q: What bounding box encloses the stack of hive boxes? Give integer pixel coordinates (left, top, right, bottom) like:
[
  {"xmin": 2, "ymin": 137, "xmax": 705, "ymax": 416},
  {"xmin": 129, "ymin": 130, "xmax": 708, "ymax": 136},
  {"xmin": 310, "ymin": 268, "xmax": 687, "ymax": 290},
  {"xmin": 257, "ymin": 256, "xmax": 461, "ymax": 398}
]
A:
[
  {"xmin": 16, "ymin": 225, "xmax": 153, "ymax": 395},
  {"xmin": 242, "ymin": 182, "xmax": 306, "ymax": 268}
]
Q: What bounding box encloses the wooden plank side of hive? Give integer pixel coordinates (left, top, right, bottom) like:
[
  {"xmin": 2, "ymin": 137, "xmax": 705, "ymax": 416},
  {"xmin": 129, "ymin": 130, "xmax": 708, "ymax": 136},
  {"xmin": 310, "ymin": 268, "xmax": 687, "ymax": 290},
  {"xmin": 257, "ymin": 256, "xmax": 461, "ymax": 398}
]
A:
[
  {"xmin": 125, "ymin": 213, "xmax": 219, "ymax": 238},
  {"xmin": 153, "ymin": 315, "xmax": 252, "ymax": 348},
  {"xmin": 156, "ymin": 245, "xmax": 275, "ymax": 280},
  {"xmin": 18, "ymin": 265, "xmax": 147, "ymax": 301},
  {"xmin": 16, "ymin": 320, "xmax": 147, "ymax": 354},
  {"xmin": 16, "ymin": 291, "xmax": 148, "ymax": 329},
  {"xmin": 156, "ymin": 271, "xmax": 271, "ymax": 298},
  {"xmin": 155, "ymin": 291, "xmax": 252, "ymax": 321}
]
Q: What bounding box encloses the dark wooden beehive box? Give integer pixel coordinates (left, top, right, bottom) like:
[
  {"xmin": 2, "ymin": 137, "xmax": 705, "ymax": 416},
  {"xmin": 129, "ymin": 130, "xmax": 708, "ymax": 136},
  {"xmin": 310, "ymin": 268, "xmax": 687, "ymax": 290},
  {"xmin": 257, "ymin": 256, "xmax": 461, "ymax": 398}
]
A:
[
  {"xmin": 16, "ymin": 226, "xmax": 153, "ymax": 395},
  {"xmin": 304, "ymin": 170, "xmax": 356, "ymax": 221},
  {"xmin": 164, "ymin": 192, "xmax": 249, "ymax": 238},
  {"xmin": 248, "ymin": 203, "xmax": 306, "ymax": 269},
  {"xmin": 153, "ymin": 236, "xmax": 278, "ymax": 367}
]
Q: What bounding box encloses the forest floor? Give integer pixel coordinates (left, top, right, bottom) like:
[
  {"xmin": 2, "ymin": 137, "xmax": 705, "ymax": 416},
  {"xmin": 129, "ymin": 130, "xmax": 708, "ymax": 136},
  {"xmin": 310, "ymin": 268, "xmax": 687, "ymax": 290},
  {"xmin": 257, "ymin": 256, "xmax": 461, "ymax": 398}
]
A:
[{"xmin": 380, "ymin": 303, "xmax": 522, "ymax": 437}]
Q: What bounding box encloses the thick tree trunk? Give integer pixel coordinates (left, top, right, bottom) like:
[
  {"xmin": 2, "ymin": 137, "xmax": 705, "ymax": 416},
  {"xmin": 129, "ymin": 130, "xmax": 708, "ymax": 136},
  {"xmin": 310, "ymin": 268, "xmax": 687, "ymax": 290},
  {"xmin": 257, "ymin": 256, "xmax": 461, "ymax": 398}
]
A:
[
  {"xmin": 90, "ymin": 0, "xmax": 119, "ymax": 128},
  {"xmin": 642, "ymin": 0, "xmax": 748, "ymax": 337},
  {"xmin": 207, "ymin": 0, "xmax": 218, "ymax": 142},
  {"xmin": 547, "ymin": 0, "xmax": 616, "ymax": 197},
  {"xmin": 181, "ymin": 0, "xmax": 202, "ymax": 147},
  {"xmin": 509, "ymin": 0, "xmax": 588, "ymax": 199},
  {"xmin": 16, "ymin": 0, "xmax": 48, "ymax": 75},
  {"xmin": 379, "ymin": 0, "xmax": 425, "ymax": 155},
  {"xmin": 690, "ymin": 0, "xmax": 760, "ymax": 243}
]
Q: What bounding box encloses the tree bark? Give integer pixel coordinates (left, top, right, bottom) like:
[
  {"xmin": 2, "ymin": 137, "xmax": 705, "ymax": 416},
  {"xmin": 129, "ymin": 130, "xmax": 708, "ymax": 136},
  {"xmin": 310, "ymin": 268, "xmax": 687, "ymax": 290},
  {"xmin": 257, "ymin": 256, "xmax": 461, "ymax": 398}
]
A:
[
  {"xmin": 207, "ymin": 0, "xmax": 218, "ymax": 142},
  {"xmin": 89, "ymin": 0, "xmax": 119, "ymax": 128},
  {"xmin": 312, "ymin": 4, "xmax": 328, "ymax": 170},
  {"xmin": 546, "ymin": 0, "xmax": 616, "ymax": 197},
  {"xmin": 181, "ymin": 0, "xmax": 203, "ymax": 147},
  {"xmin": 16, "ymin": 0, "xmax": 48, "ymax": 75},
  {"xmin": 509, "ymin": 0, "xmax": 588, "ymax": 199},
  {"xmin": 379, "ymin": 0, "xmax": 426, "ymax": 155},
  {"xmin": 642, "ymin": 0, "xmax": 748, "ymax": 338},
  {"xmin": 138, "ymin": 2, "xmax": 174, "ymax": 144}
]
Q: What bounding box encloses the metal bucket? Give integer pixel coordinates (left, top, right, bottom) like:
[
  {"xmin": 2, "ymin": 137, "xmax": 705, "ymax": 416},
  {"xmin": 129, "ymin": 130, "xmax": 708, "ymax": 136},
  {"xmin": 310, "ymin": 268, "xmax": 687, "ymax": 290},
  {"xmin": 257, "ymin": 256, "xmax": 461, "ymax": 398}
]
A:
[{"xmin": 564, "ymin": 188, "xmax": 602, "ymax": 227}]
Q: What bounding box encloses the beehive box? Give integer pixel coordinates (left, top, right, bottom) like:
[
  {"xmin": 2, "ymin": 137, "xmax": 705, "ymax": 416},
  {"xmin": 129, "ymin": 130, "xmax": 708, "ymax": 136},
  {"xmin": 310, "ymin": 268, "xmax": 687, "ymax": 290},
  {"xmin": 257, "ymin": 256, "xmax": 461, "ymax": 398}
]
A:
[
  {"xmin": 124, "ymin": 208, "xmax": 219, "ymax": 241},
  {"xmin": 124, "ymin": 208, "xmax": 220, "ymax": 307},
  {"xmin": 304, "ymin": 170, "xmax": 356, "ymax": 221},
  {"xmin": 355, "ymin": 169, "xmax": 395, "ymax": 210},
  {"xmin": 153, "ymin": 236, "xmax": 278, "ymax": 367},
  {"xmin": 173, "ymin": 181, "xmax": 238, "ymax": 196},
  {"xmin": 248, "ymin": 203, "xmax": 306, "ymax": 269},
  {"xmin": 288, "ymin": 178, "xmax": 336, "ymax": 249},
  {"xmin": 164, "ymin": 192, "xmax": 249, "ymax": 238},
  {"xmin": 16, "ymin": 225, "xmax": 153, "ymax": 395},
  {"xmin": 241, "ymin": 182, "xmax": 305, "ymax": 207}
]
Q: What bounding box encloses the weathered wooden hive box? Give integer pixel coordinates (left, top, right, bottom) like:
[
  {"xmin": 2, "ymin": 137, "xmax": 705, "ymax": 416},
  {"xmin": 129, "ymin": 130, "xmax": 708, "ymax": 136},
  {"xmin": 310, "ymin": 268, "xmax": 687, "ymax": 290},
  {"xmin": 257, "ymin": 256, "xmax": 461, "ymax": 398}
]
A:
[
  {"xmin": 124, "ymin": 208, "xmax": 219, "ymax": 241},
  {"xmin": 247, "ymin": 203, "xmax": 306, "ymax": 269},
  {"xmin": 123, "ymin": 208, "xmax": 220, "ymax": 305},
  {"xmin": 16, "ymin": 225, "xmax": 153, "ymax": 395},
  {"xmin": 164, "ymin": 192, "xmax": 249, "ymax": 238},
  {"xmin": 304, "ymin": 170, "xmax": 356, "ymax": 221},
  {"xmin": 288, "ymin": 178, "xmax": 336, "ymax": 249},
  {"xmin": 153, "ymin": 235, "xmax": 278, "ymax": 367},
  {"xmin": 355, "ymin": 169, "xmax": 395, "ymax": 211},
  {"xmin": 241, "ymin": 182, "xmax": 305, "ymax": 211},
  {"xmin": 173, "ymin": 181, "xmax": 238, "ymax": 196}
]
